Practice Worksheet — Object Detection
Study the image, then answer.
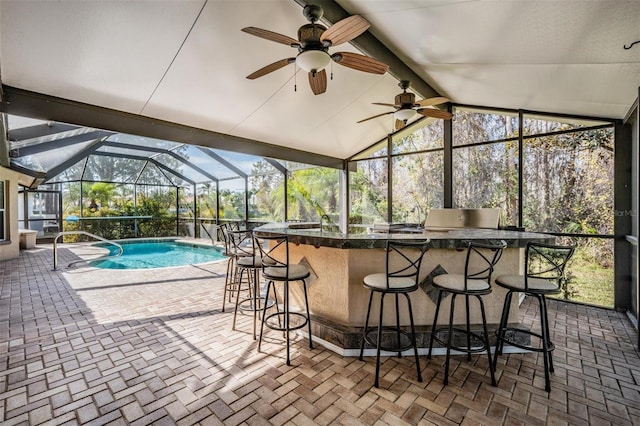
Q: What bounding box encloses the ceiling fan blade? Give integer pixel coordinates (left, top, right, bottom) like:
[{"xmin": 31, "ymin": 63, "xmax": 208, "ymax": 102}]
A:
[
  {"xmin": 415, "ymin": 96, "xmax": 450, "ymax": 107},
  {"xmin": 395, "ymin": 119, "xmax": 406, "ymax": 130},
  {"xmin": 320, "ymin": 15, "xmax": 370, "ymax": 46},
  {"xmin": 241, "ymin": 27, "xmax": 300, "ymax": 47},
  {"xmin": 372, "ymin": 102, "xmax": 399, "ymax": 108},
  {"xmin": 417, "ymin": 108, "xmax": 453, "ymax": 120},
  {"xmin": 246, "ymin": 58, "xmax": 295, "ymax": 79},
  {"xmin": 308, "ymin": 69, "xmax": 327, "ymax": 95},
  {"xmin": 357, "ymin": 111, "xmax": 394, "ymax": 124},
  {"xmin": 332, "ymin": 52, "xmax": 389, "ymax": 74}
]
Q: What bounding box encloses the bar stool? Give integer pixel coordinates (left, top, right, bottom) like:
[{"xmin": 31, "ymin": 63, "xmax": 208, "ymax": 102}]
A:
[
  {"xmin": 493, "ymin": 242, "xmax": 575, "ymax": 392},
  {"xmin": 220, "ymin": 224, "xmax": 240, "ymax": 312},
  {"xmin": 232, "ymin": 230, "xmax": 275, "ymax": 340},
  {"xmin": 359, "ymin": 240, "xmax": 430, "ymax": 388},
  {"xmin": 256, "ymin": 234, "xmax": 312, "ymax": 366},
  {"xmin": 220, "ymin": 225, "xmax": 252, "ymax": 312},
  {"xmin": 427, "ymin": 240, "xmax": 506, "ymax": 386}
]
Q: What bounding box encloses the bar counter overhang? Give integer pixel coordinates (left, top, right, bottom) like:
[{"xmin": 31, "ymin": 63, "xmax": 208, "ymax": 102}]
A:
[{"xmin": 253, "ymin": 223, "xmax": 555, "ymax": 355}]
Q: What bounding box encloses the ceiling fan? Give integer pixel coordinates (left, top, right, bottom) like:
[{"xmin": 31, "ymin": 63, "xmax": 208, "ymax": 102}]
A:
[
  {"xmin": 242, "ymin": 4, "xmax": 389, "ymax": 95},
  {"xmin": 358, "ymin": 80, "xmax": 452, "ymax": 130}
]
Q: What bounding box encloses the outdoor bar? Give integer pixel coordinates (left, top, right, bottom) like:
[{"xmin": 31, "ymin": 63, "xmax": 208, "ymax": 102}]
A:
[{"xmin": 254, "ymin": 221, "xmax": 555, "ymax": 353}]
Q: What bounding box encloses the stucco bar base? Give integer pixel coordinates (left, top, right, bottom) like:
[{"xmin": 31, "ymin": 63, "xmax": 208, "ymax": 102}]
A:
[{"xmin": 265, "ymin": 244, "xmax": 527, "ymax": 354}]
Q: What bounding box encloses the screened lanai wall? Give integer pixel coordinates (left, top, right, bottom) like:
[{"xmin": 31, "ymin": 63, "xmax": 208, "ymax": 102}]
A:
[
  {"xmin": 347, "ymin": 106, "xmax": 619, "ymax": 309},
  {"xmin": 2, "ymin": 103, "xmax": 634, "ymax": 313},
  {"xmin": 7, "ymin": 115, "xmax": 342, "ymax": 242}
]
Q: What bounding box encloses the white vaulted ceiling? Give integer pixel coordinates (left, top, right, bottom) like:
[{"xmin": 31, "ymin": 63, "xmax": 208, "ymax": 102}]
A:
[
  {"xmin": 1, "ymin": 0, "xmax": 639, "ymax": 163},
  {"xmin": 341, "ymin": 0, "xmax": 640, "ymax": 119}
]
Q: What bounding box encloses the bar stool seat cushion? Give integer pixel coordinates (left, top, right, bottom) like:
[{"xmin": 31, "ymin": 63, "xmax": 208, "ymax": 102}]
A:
[
  {"xmin": 433, "ymin": 274, "xmax": 490, "ymax": 292},
  {"xmin": 496, "ymin": 275, "xmax": 558, "ymax": 293},
  {"xmin": 236, "ymin": 256, "xmax": 263, "ymax": 268},
  {"xmin": 264, "ymin": 264, "xmax": 310, "ymax": 280},
  {"xmin": 363, "ymin": 273, "xmax": 416, "ymax": 290}
]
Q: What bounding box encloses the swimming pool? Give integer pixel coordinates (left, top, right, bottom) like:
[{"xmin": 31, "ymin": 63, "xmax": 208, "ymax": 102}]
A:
[{"xmin": 91, "ymin": 240, "xmax": 225, "ymax": 269}]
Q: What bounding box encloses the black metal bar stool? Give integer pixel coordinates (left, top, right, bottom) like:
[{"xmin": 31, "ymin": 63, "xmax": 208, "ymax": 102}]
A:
[
  {"xmin": 359, "ymin": 240, "xmax": 430, "ymax": 388},
  {"xmin": 220, "ymin": 224, "xmax": 241, "ymax": 312},
  {"xmin": 493, "ymin": 242, "xmax": 575, "ymax": 392},
  {"xmin": 256, "ymin": 234, "xmax": 312, "ymax": 366},
  {"xmin": 220, "ymin": 225, "xmax": 252, "ymax": 313},
  {"xmin": 427, "ymin": 240, "xmax": 506, "ymax": 386},
  {"xmin": 232, "ymin": 230, "xmax": 276, "ymax": 340}
]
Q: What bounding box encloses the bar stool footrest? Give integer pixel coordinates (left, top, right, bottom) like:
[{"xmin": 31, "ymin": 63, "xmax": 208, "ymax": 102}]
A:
[
  {"xmin": 225, "ymin": 282, "xmax": 249, "ymax": 291},
  {"xmin": 498, "ymin": 327, "xmax": 554, "ymax": 353},
  {"xmin": 237, "ymin": 297, "xmax": 276, "ymax": 313},
  {"xmin": 433, "ymin": 327, "xmax": 488, "ymax": 354},
  {"xmin": 363, "ymin": 327, "xmax": 414, "ymax": 353},
  {"xmin": 264, "ymin": 312, "xmax": 308, "ymax": 332}
]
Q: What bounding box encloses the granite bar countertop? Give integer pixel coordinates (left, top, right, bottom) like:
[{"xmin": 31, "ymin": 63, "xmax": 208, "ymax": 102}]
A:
[{"xmin": 253, "ymin": 223, "xmax": 555, "ymax": 249}]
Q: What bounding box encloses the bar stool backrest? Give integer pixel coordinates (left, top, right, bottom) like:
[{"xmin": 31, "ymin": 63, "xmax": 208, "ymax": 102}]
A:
[
  {"xmin": 229, "ymin": 229, "xmax": 254, "ymax": 257},
  {"xmin": 253, "ymin": 234, "xmax": 289, "ymax": 273},
  {"xmin": 524, "ymin": 242, "xmax": 575, "ymax": 291},
  {"xmin": 464, "ymin": 240, "xmax": 507, "ymax": 290},
  {"xmin": 219, "ymin": 223, "xmax": 232, "ymax": 256},
  {"xmin": 227, "ymin": 220, "xmax": 247, "ymax": 232},
  {"xmin": 385, "ymin": 240, "xmax": 430, "ymax": 289}
]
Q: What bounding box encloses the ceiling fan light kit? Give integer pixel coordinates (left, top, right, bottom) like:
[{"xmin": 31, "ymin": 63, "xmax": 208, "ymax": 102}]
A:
[
  {"xmin": 393, "ymin": 108, "xmax": 416, "ymax": 121},
  {"xmin": 296, "ymin": 50, "xmax": 331, "ymax": 74},
  {"xmin": 242, "ymin": 4, "xmax": 389, "ymax": 95}
]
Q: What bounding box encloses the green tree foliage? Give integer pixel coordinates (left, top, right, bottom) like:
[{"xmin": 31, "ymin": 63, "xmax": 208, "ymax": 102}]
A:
[
  {"xmin": 63, "ymin": 183, "xmax": 181, "ymax": 239},
  {"xmin": 83, "ymin": 157, "xmax": 144, "ymax": 183},
  {"xmin": 523, "ymin": 127, "xmax": 613, "ymax": 236},
  {"xmin": 288, "ymin": 168, "xmax": 339, "ymax": 220},
  {"xmin": 452, "ymin": 110, "xmax": 519, "ymax": 225},
  {"xmin": 247, "ymin": 162, "xmax": 340, "ymax": 223},
  {"xmin": 197, "ymin": 183, "xmax": 217, "ymax": 218},
  {"xmin": 86, "ymin": 182, "xmax": 116, "ymax": 212},
  {"xmin": 219, "ymin": 187, "xmax": 246, "ymax": 220},
  {"xmin": 392, "ymin": 122, "xmax": 445, "ymax": 223},
  {"xmin": 249, "ymin": 161, "xmax": 283, "ymax": 221},
  {"xmin": 350, "ymin": 159, "xmax": 388, "ymax": 223}
]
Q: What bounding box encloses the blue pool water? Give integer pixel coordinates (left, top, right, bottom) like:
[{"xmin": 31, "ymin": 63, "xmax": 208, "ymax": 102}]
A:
[{"xmin": 91, "ymin": 240, "xmax": 225, "ymax": 269}]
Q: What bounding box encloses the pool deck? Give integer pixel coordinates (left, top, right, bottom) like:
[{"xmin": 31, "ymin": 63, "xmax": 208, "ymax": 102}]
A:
[{"xmin": 1, "ymin": 242, "xmax": 640, "ymax": 425}]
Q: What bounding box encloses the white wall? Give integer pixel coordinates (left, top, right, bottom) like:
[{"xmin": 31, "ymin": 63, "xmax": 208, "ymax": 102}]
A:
[{"xmin": 0, "ymin": 166, "xmax": 22, "ymax": 260}]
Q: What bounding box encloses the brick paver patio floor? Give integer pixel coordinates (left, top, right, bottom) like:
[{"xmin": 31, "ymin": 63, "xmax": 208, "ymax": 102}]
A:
[{"xmin": 2, "ymin": 244, "xmax": 639, "ymax": 425}]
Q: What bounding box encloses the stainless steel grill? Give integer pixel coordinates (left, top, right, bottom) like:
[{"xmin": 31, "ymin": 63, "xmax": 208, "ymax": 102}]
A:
[{"xmin": 424, "ymin": 208, "xmax": 501, "ymax": 231}]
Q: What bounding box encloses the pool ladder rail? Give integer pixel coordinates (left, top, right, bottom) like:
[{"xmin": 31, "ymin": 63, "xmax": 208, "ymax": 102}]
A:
[{"xmin": 53, "ymin": 231, "xmax": 124, "ymax": 270}]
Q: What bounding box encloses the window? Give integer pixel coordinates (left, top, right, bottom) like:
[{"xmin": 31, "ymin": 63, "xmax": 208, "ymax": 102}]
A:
[
  {"xmin": 452, "ymin": 107, "xmax": 520, "ymax": 226},
  {"xmin": 523, "ymin": 119, "xmax": 614, "ymax": 307},
  {"xmin": 452, "ymin": 141, "xmax": 519, "ymax": 226},
  {"xmin": 349, "ymin": 158, "xmax": 388, "ymax": 226},
  {"xmin": 392, "ymin": 151, "xmax": 443, "ymax": 223}
]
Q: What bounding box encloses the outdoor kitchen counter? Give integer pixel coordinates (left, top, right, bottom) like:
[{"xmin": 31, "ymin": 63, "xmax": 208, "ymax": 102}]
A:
[
  {"xmin": 253, "ymin": 222, "xmax": 553, "ymax": 249},
  {"xmin": 253, "ymin": 223, "xmax": 555, "ymax": 353}
]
